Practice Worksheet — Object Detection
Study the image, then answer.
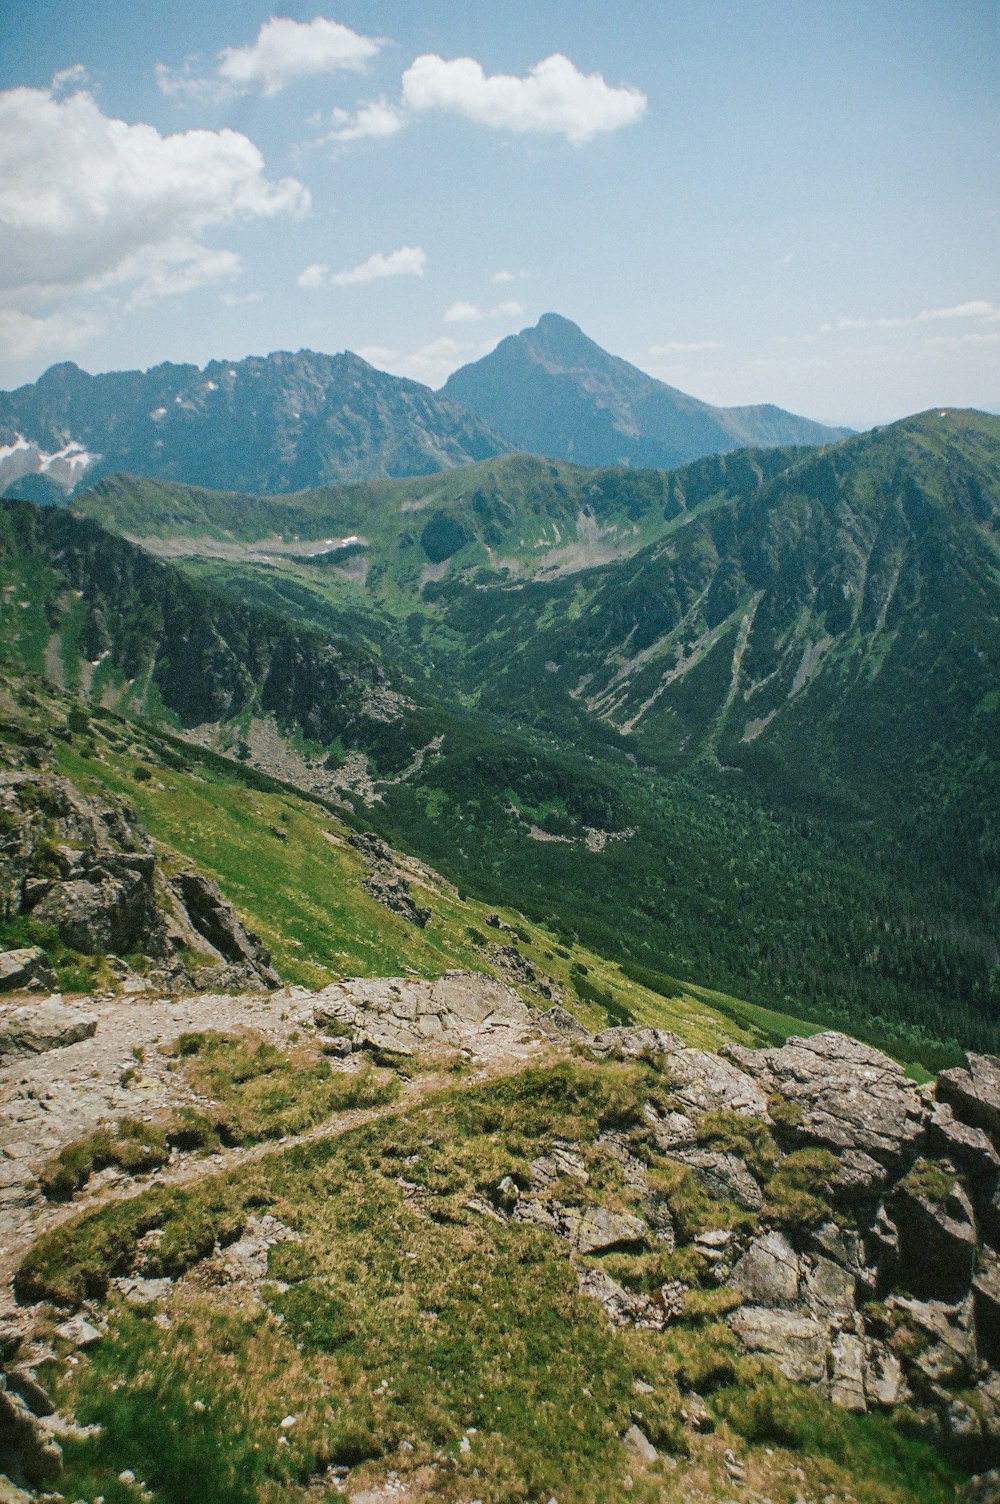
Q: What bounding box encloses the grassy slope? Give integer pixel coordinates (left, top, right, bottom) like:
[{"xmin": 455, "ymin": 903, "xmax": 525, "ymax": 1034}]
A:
[
  {"xmin": 9, "ymin": 691, "xmax": 756, "ymax": 1054},
  {"xmin": 21, "ymin": 1059, "xmax": 961, "ymax": 1504}
]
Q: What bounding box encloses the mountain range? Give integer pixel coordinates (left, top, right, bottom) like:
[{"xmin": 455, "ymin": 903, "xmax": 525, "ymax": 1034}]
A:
[{"xmin": 0, "ymin": 316, "xmax": 849, "ymax": 498}]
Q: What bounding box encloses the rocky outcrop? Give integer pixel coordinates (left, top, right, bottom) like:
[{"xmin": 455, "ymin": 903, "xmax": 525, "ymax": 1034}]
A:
[
  {"xmin": 172, "ymin": 871, "xmax": 278, "ymax": 985},
  {"xmin": 724, "ymin": 1031, "xmax": 927, "ymax": 1167},
  {"xmin": 313, "ymin": 971, "xmax": 537, "ymax": 1057},
  {"xmin": 939, "ymin": 1055, "xmax": 1000, "ymax": 1139},
  {"xmin": 574, "ymin": 1026, "xmax": 1000, "ymax": 1457},
  {"xmin": 348, "ymin": 831, "xmax": 431, "ymax": 929},
  {"xmin": 0, "ymin": 770, "xmax": 277, "ymax": 992},
  {"xmin": 0, "ymin": 1328, "xmax": 60, "ymax": 1491}
]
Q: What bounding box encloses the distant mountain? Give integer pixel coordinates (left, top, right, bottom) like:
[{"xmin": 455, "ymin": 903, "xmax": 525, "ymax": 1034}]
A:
[
  {"xmin": 441, "ymin": 313, "xmax": 851, "ymax": 468},
  {"xmin": 0, "ymin": 349, "xmax": 510, "ymax": 496}
]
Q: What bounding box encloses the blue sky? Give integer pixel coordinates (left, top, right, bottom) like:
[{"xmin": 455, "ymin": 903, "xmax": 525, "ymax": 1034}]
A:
[{"xmin": 0, "ymin": 0, "xmax": 997, "ymax": 425}]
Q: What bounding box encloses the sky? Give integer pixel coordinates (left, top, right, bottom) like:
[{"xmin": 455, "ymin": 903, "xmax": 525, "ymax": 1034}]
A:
[{"xmin": 0, "ymin": 0, "xmax": 997, "ymax": 427}]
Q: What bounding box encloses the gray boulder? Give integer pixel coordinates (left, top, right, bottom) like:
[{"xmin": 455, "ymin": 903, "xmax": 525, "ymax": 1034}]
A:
[
  {"xmin": 0, "ymin": 1375, "xmax": 62, "ymax": 1487},
  {"xmin": 172, "ymin": 871, "xmax": 278, "ymax": 986},
  {"xmin": 728, "ymin": 1231, "xmax": 801, "ymax": 1308},
  {"xmin": 314, "ymin": 971, "xmax": 535, "ymax": 1056},
  {"xmin": 938, "ymin": 1054, "xmax": 1000, "ymax": 1139},
  {"xmin": 0, "ymin": 948, "xmax": 57, "ymax": 994},
  {"xmin": 0, "ymin": 999, "xmax": 96, "ymax": 1060},
  {"xmin": 563, "ymin": 1204, "xmax": 648, "ymax": 1255},
  {"xmin": 590, "ymin": 1026, "xmax": 684, "ymax": 1059},
  {"xmin": 657, "ymin": 1046, "xmax": 769, "ymax": 1117},
  {"xmin": 727, "ymin": 1306, "xmax": 828, "ymax": 1384},
  {"xmin": 30, "ymin": 862, "xmax": 158, "ymax": 956},
  {"xmin": 929, "ymin": 1101, "xmax": 1000, "ymax": 1181},
  {"xmin": 673, "ymin": 1147, "xmax": 764, "ymax": 1211},
  {"xmin": 535, "ymin": 1005, "xmax": 591, "ymax": 1043},
  {"xmin": 974, "ymin": 1249, "xmax": 1000, "ymax": 1365},
  {"xmin": 961, "ymin": 1471, "xmax": 1000, "ymax": 1504}
]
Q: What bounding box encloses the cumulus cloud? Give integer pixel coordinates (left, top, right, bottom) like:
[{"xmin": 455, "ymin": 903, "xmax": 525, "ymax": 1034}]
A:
[
  {"xmin": 327, "ymin": 98, "xmax": 405, "ymax": 142},
  {"xmin": 298, "ymin": 245, "xmax": 426, "ymax": 289},
  {"xmin": 158, "ymin": 16, "xmax": 381, "ymax": 99},
  {"xmin": 492, "ymin": 268, "xmax": 529, "ymax": 284},
  {"xmin": 444, "ymin": 299, "xmax": 524, "ymax": 323},
  {"xmin": 401, "ymin": 52, "xmax": 646, "ymax": 145},
  {"xmin": 331, "ymin": 245, "xmax": 425, "ymax": 285},
  {"xmin": 0, "ymin": 84, "xmax": 308, "ymax": 308}
]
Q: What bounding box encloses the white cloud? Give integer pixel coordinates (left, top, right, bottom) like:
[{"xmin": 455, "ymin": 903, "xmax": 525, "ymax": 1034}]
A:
[
  {"xmin": 123, "ymin": 242, "xmax": 242, "ymax": 308},
  {"xmin": 158, "ymin": 16, "xmax": 381, "ymax": 99},
  {"xmin": 0, "ymin": 85, "xmax": 308, "ymax": 309},
  {"xmin": 444, "ymin": 299, "xmax": 524, "ymax": 323},
  {"xmin": 298, "ymin": 246, "xmax": 426, "ymax": 290},
  {"xmin": 401, "ymin": 52, "xmax": 646, "ymax": 145},
  {"xmin": 331, "ymin": 245, "xmax": 425, "ymax": 286},
  {"xmin": 648, "ymin": 339, "xmax": 723, "ymax": 355},
  {"xmin": 824, "ymin": 300, "xmax": 1000, "ymax": 333},
  {"xmin": 296, "ymin": 245, "xmax": 421, "ymax": 288},
  {"xmin": 492, "ymin": 268, "xmax": 529, "ymax": 284},
  {"xmin": 327, "ymin": 98, "xmax": 405, "ymax": 143},
  {"xmin": 298, "ymin": 262, "xmax": 331, "ymax": 289},
  {"xmin": 50, "ymin": 64, "xmax": 89, "ymax": 95},
  {"xmin": 359, "ymin": 335, "xmax": 494, "ymax": 385},
  {"xmin": 220, "ymin": 290, "xmax": 263, "ymax": 306},
  {"xmin": 0, "ymin": 306, "xmax": 105, "ymax": 360},
  {"xmin": 917, "ymin": 299, "xmax": 1000, "ymax": 323}
]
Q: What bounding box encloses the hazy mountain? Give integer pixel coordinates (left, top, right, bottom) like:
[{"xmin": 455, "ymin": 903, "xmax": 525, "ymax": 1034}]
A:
[
  {"xmin": 441, "ymin": 312, "xmax": 851, "ymax": 468},
  {"xmin": 0, "ymin": 348, "xmax": 511, "ymax": 495}
]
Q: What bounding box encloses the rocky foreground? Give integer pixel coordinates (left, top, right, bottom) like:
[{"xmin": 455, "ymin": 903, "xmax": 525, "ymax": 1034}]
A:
[{"xmin": 2, "ymin": 964, "xmax": 1000, "ymax": 1497}]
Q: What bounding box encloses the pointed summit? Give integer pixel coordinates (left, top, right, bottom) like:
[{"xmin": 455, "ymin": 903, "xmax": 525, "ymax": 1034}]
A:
[{"xmin": 441, "ymin": 314, "xmax": 850, "ymax": 468}]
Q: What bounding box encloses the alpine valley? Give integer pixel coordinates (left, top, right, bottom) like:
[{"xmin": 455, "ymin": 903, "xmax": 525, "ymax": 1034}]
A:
[{"xmin": 1, "ymin": 320, "xmax": 999, "ymax": 1504}]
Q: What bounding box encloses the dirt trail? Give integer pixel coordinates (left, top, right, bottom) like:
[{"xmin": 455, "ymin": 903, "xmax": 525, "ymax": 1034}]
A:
[{"xmin": 0, "ymin": 982, "xmax": 554, "ymax": 1319}]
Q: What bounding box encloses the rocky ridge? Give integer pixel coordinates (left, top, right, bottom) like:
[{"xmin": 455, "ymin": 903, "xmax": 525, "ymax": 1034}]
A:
[{"xmin": 4, "ymin": 959, "xmax": 1000, "ymax": 1485}]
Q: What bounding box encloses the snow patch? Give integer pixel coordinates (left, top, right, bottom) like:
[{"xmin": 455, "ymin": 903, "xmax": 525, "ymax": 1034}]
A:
[{"xmin": 0, "ymin": 431, "xmax": 99, "ymax": 494}]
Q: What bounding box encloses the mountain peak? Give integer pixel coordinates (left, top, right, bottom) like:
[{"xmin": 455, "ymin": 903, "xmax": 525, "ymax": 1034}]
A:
[{"xmin": 442, "ymin": 315, "xmax": 850, "ymax": 468}]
